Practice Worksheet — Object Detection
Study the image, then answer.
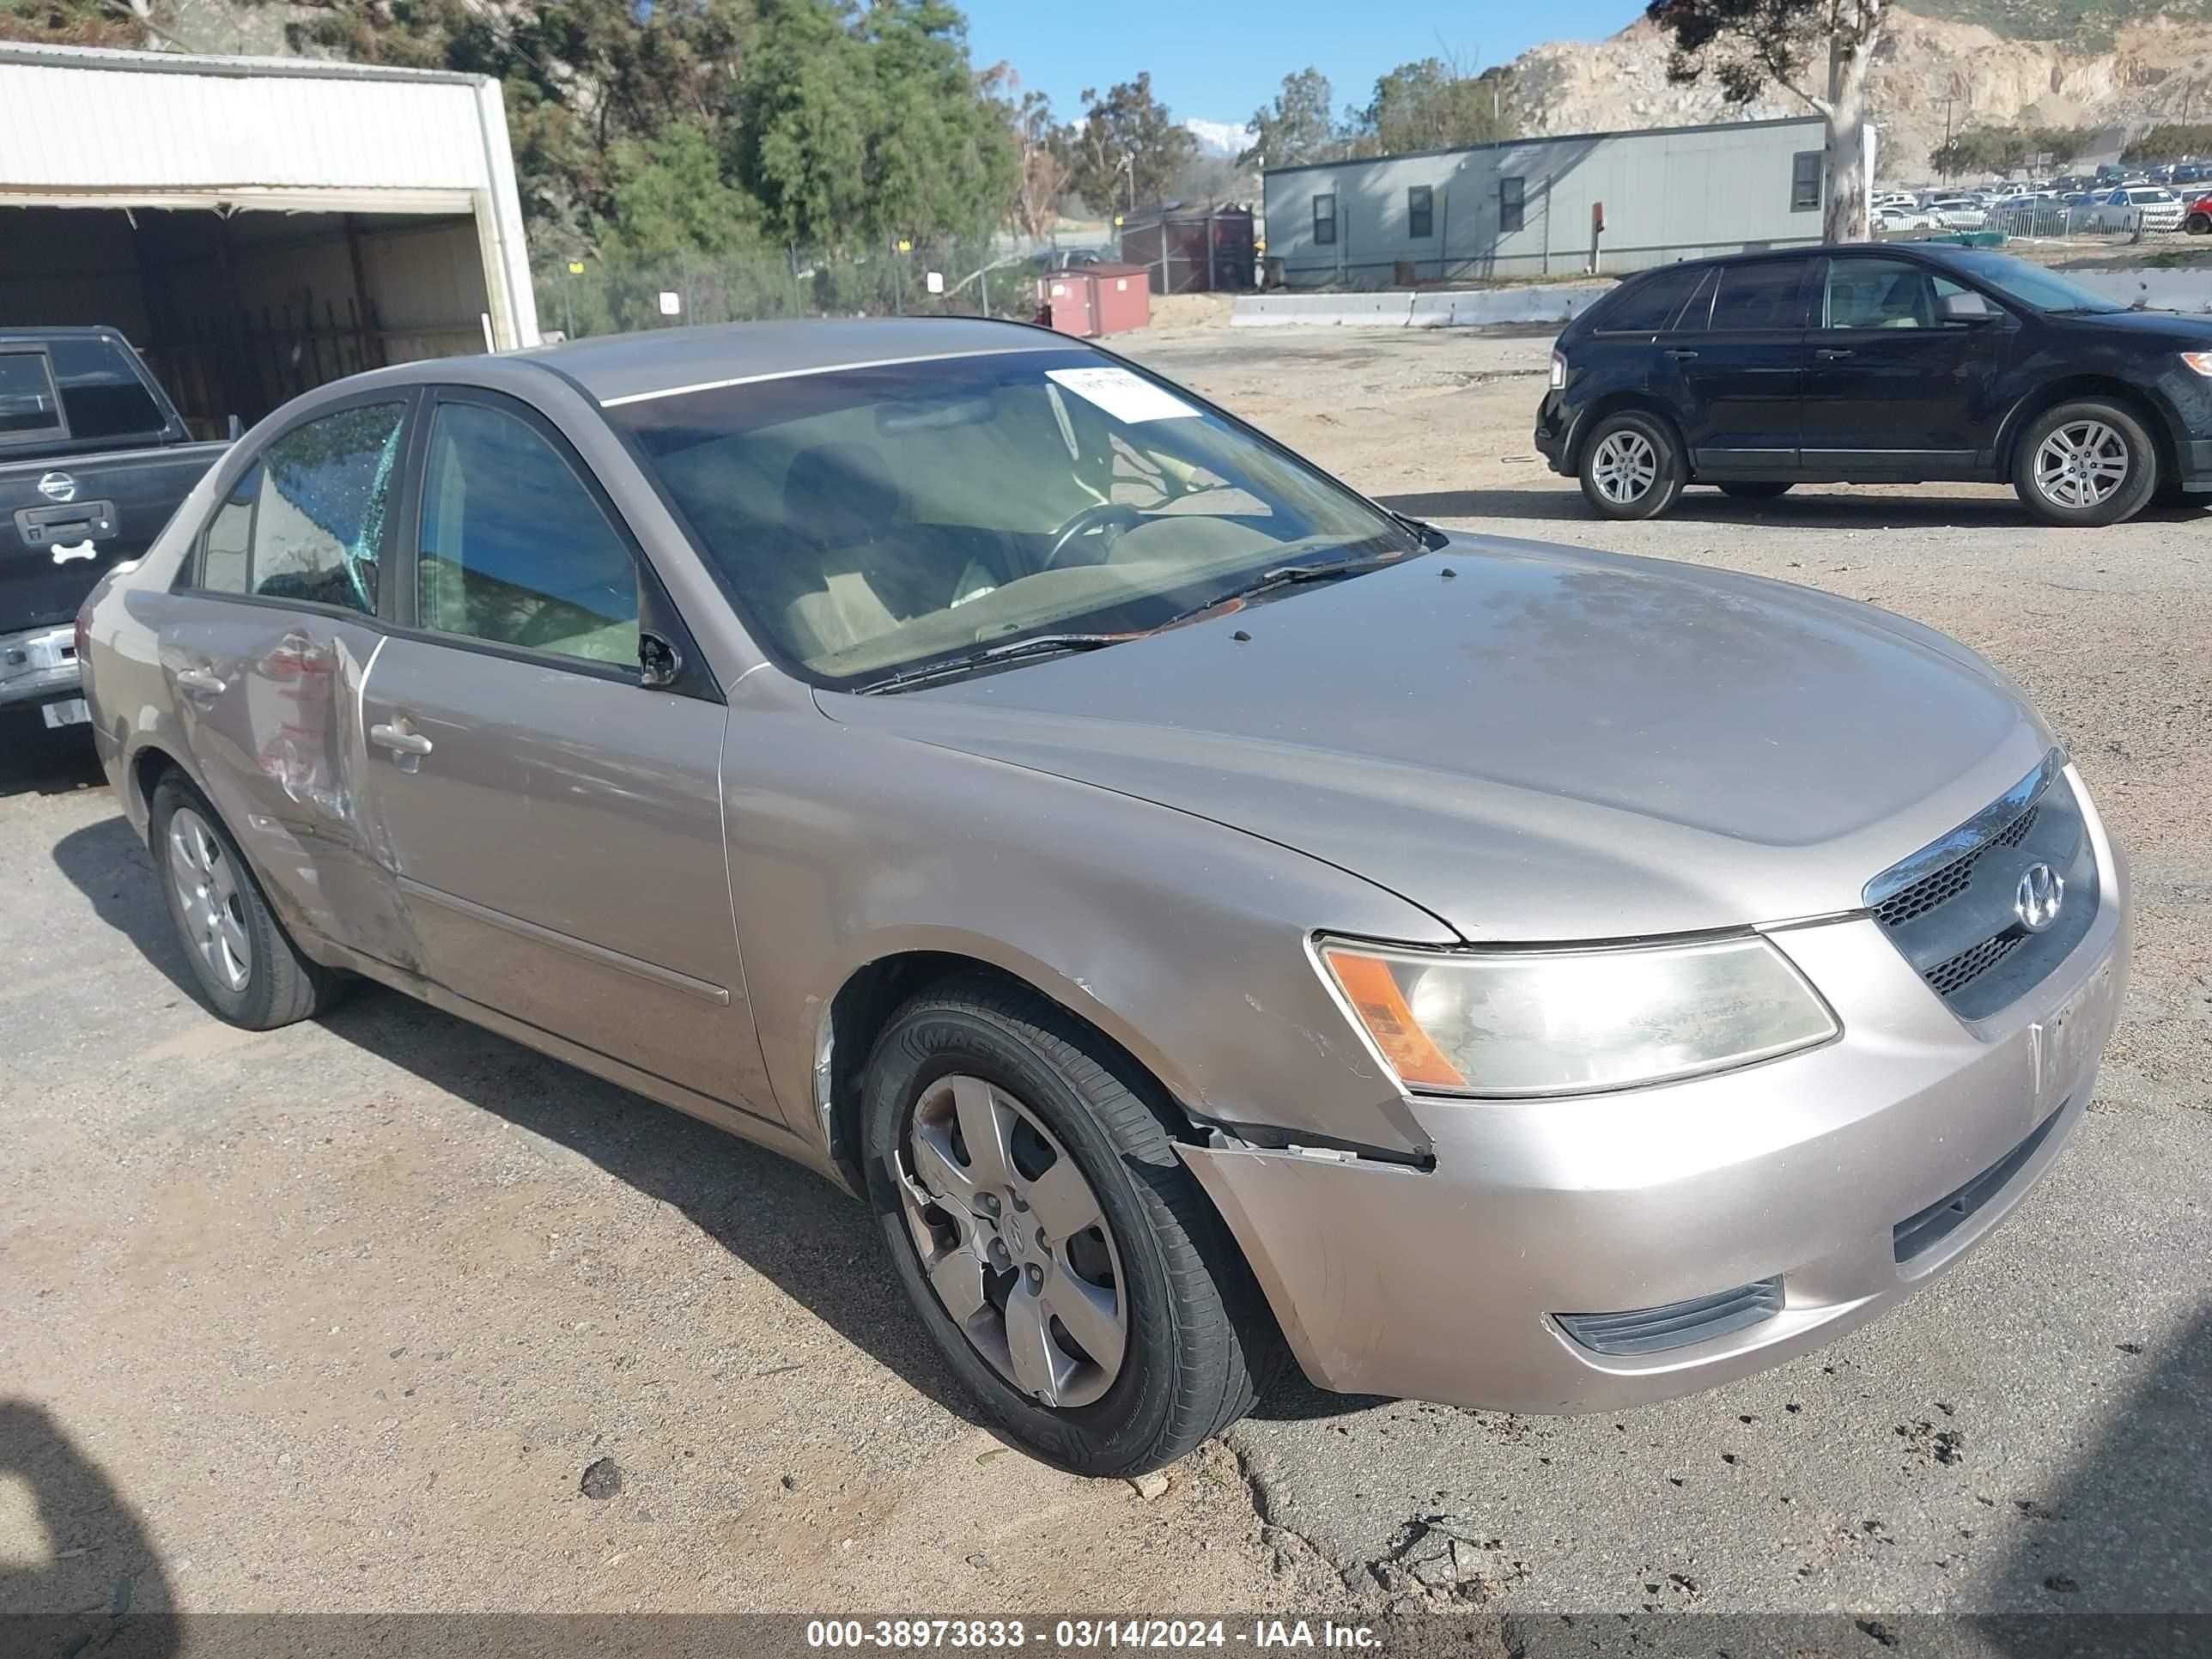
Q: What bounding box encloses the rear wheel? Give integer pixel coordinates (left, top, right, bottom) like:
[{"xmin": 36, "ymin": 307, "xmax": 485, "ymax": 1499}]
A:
[
  {"xmin": 151, "ymin": 771, "xmax": 343, "ymax": 1029},
  {"xmin": 1717, "ymin": 481, "xmax": 1793, "ymax": 500},
  {"xmin": 860, "ymin": 978, "xmax": 1275, "ymax": 1475},
  {"xmin": 2014, "ymin": 399, "xmax": 2158, "ymax": 527},
  {"xmin": 1577, "ymin": 410, "xmax": 1684, "ymax": 520}
]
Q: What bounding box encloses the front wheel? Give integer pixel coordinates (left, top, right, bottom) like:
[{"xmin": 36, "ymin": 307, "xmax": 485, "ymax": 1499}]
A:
[
  {"xmin": 1717, "ymin": 480, "xmax": 1793, "ymax": 500},
  {"xmin": 860, "ymin": 979, "xmax": 1275, "ymax": 1476},
  {"xmin": 2188, "ymin": 212, "xmax": 2211, "ymax": 234},
  {"xmin": 1577, "ymin": 411, "xmax": 1684, "ymax": 520},
  {"xmin": 2014, "ymin": 400, "xmax": 2158, "ymax": 526}
]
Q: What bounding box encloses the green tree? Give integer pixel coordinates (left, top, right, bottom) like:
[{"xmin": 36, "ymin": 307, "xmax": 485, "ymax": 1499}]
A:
[
  {"xmin": 1348, "ymin": 58, "xmax": 1511, "ymax": 156},
  {"xmin": 1649, "ymin": 0, "xmax": 1883, "ymax": 243},
  {"xmin": 1241, "ymin": 68, "xmax": 1337, "ymax": 169},
  {"xmin": 731, "ymin": 0, "xmax": 882, "ymax": 248},
  {"xmin": 732, "ymin": 0, "xmax": 1010, "ymax": 251},
  {"xmin": 1063, "ymin": 73, "xmax": 1196, "ymax": 215},
  {"xmin": 860, "ymin": 0, "xmax": 1015, "ymax": 245},
  {"xmin": 605, "ymin": 120, "xmax": 758, "ymax": 259},
  {"xmin": 2125, "ymin": 123, "xmax": 2212, "ymax": 162}
]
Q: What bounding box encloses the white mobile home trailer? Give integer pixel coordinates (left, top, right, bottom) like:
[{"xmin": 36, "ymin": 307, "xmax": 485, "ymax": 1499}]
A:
[
  {"xmin": 1263, "ymin": 117, "xmax": 1836, "ymax": 288},
  {"xmin": 0, "ymin": 42, "xmax": 541, "ymax": 435}
]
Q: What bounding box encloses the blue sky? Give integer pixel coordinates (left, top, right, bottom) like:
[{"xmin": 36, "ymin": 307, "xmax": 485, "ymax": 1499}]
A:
[{"xmin": 961, "ymin": 0, "xmax": 1644, "ymax": 132}]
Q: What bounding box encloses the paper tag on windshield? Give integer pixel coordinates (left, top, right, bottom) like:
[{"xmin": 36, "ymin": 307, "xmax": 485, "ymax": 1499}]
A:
[{"xmin": 1045, "ymin": 367, "xmax": 1200, "ymax": 423}]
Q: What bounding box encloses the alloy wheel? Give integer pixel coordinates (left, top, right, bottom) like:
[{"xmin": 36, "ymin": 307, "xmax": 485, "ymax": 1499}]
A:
[
  {"xmin": 1590, "ymin": 429, "xmax": 1658, "ymax": 504},
  {"xmin": 167, "ymin": 805, "xmax": 251, "ymax": 992},
  {"xmin": 896, "ymin": 1073, "xmax": 1127, "ymax": 1408},
  {"xmin": 2033, "ymin": 420, "xmax": 2130, "ymax": 509}
]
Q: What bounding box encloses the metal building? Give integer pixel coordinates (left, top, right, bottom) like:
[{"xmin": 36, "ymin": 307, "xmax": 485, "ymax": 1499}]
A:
[
  {"xmin": 1261, "ymin": 117, "xmax": 1835, "ymax": 289},
  {"xmin": 0, "ymin": 42, "xmax": 541, "ymax": 434}
]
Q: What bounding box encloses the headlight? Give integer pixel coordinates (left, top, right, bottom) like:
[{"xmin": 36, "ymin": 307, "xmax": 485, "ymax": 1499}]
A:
[
  {"xmin": 1318, "ymin": 935, "xmax": 1838, "ymax": 1097},
  {"xmin": 1548, "ymin": 349, "xmax": 1566, "ymax": 390},
  {"xmin": 2181, "ymin": 351, "xmax": 2212, "ymax": 377}
]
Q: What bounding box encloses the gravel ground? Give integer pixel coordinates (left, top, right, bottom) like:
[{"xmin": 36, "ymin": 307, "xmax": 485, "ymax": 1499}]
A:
[{"xmin": 3, "ymin": 317, "xmax": 2208, "ymax": 1634}]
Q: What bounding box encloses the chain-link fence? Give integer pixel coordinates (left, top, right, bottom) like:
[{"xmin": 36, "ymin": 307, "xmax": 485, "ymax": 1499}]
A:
[{"xmin": 534, "ymin": 241, "xmax": 1054, "ymax": 342}]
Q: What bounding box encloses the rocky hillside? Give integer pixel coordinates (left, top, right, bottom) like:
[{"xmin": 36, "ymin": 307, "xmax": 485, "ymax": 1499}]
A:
[{"xmin": 1507, "ymin": 9, "xmax": 2212, "ymax": 180}]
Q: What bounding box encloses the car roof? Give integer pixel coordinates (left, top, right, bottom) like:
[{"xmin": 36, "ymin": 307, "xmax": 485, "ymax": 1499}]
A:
[{"xmin": 513, "ymin": 316, "xmax": 1071, "ymax": 406}]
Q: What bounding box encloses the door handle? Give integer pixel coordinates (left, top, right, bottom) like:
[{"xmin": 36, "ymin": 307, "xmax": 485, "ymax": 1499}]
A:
[
  {"xmin": 368, "ymin": 721, "xmax": 434, "ymax": 758},
  {"xmin": 1664, "ymin": 348, "xmax": 1699, "ymax": 359},
  {"xmin": 1816, "ymin": 347, "xmax": 1856, "ymax": 359},
  {"xmin": 174, "ymin": 666, "xmax": 226, "ymax": 697}
]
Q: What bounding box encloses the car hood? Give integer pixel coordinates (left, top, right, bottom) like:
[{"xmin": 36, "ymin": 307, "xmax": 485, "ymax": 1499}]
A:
[
  {"xmin": 820, "ymin": 538, "xmax": 2054, "ymax": 941},
  {"xmin": 2056, "ymin": 305, "xmax": 2212, "ymax": 343}
]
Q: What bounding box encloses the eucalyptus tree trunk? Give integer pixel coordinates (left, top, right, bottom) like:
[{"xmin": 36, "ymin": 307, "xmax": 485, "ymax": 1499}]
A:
[{"xmin": 1815, "ymin": 1, "xmax": 1881, "ymax": 243}]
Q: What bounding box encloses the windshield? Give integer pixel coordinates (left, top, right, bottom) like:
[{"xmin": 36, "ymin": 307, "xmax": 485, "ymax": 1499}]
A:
[
  {"xmin": 1935, "ymin": 251, "xmax": 2127, "ymax": 314},
  {"xmin": 611, "ymin": 346, "xmax": 1418, "ymax": 687}
]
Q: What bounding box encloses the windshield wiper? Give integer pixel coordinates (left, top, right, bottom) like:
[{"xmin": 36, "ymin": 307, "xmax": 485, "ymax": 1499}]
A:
[
  {"xmin": 847, "ymin": 633, "xmax": 1127, "ymax": 696},
  {"xmin": 1152, "ymin": 550, "xmax": 1415, "ymax": 631}
]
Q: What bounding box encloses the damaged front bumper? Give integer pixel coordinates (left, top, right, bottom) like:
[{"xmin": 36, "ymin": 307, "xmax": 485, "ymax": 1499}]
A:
[{"xmin": 1179, "ymin": 876, "xmax": 2129, "ymax": 1414}]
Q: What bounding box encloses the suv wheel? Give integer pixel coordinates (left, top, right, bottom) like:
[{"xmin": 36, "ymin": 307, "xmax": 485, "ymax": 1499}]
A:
[
  {"xmin": 2187, "ymin": 211, "xmax": 2210, "ymax": 234},
  {"xmin": 860, "ymin": 979, "xmax": 1275, "ymax": 1475},
  {"xmin": 2014, "ymin": 400, "xmax": 2157, "ymax": 526},
  {"xmin": 1577, "ymin": 411, "xmax": 1684, "ymax": 520},
  {"xmin": 151, "ymin": 771, "xmax": 343, "ymax": 1028}
]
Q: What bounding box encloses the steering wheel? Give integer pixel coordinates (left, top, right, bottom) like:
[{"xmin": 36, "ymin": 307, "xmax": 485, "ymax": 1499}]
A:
[{"xmin": 1040, "ymin": 502, "xmax": 1144, "ymax": 570}]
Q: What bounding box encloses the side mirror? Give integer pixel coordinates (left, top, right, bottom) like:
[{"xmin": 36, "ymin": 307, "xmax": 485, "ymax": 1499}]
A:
[
  {"xmin": 1939, "ymin": 293, "xmax": 2000, "ymax": 325},
  {"xmin": 639, "ymin": 629, "xmax": 683, "ymax": 690}
]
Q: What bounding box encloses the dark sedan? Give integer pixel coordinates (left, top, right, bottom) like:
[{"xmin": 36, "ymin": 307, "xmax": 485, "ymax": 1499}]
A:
[{"xmin": 1534, "ymin": 244, "xmax": 2212, "ymax": 526}]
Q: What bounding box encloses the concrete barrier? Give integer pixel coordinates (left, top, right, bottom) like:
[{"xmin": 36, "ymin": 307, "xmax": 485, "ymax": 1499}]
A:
[
  {"xmin": 1232, "ymin": 281, "xmax": 1613, "ymax": 330},
  {"xmin": 1406, "ymin": 284, "xmax": 1612, "ymax": 328},
  {"xmin": 1229, "ymin": 291, "xmax": 1416, "ymax": 327},
  {"xmin": 2057, "ymin": 270, "xmax": 2212, "ymax": 313}
]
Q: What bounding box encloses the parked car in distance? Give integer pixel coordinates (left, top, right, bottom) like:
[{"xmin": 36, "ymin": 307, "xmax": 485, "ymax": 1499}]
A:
[
  {"xmin": 2086, "ymin": 186, "xmax": 2185, "ymax": 232},
  {"xmin": 2185, "ymin": 193, "xmax": 2212, "ymax": 234},
  {"xmin": 78, "ymin": 316, "xmax": 2130, "ymax": 1474},
  {"xmin": 1928, "ymin": 198, "xmax": 1988, "ymax": 228},
  {"xmin": 1875, "ymin": 204, "xmax": 1942, "ymax": 231},
  {"xmin": 1534, "ymin": 243, "xmax": 2212, "ymax": 526},
  {"xmin": 2, "ymin": 327, "xmax": 228, "ymax": 731}
]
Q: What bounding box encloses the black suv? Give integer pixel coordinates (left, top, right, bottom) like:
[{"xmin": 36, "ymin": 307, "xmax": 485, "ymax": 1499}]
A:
[{"xmin": 1534, "ymin": 243, "xmax": 2212, "ymax": 526}]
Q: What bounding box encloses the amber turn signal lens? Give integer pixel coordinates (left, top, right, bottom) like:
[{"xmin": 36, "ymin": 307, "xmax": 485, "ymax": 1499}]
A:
[{"xmin": 1322, "ymin": 948, "xmax": 1468, "ymax": 1088}]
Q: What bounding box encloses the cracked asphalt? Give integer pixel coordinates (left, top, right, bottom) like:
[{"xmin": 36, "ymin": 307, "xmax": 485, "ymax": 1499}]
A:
[{"xmin": 3, "ymin": 316, "xmax": 2208, "ymax": 1627}]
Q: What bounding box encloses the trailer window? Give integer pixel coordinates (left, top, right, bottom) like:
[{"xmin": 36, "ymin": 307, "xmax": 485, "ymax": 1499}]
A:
[
  {"xmin": 48, "ymin": 337, "xmax": 166, "ymax": 443},
  {"xmin": 1408, "ymin": 185, "xmax": 1434, "ymax": 239},
  {"xmin": 0, "ymin": 351, "xmax": 64, "ymax": 443},
  {"xmin": 1313, "ymin": 194, "xmax": 1337, "ymax": 246},
  {"xmin": 1499, "ymin": 177, "xmax": 1525, "ymax": 234},
  {"xmin": 1792, "ymin": 151, "xmax": 1823, "ymax": 212}
]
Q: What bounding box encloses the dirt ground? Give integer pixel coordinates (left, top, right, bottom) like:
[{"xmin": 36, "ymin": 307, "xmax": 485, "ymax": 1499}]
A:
[{"xmin": 3, "ymin": 313, "xmax": 2208, "ymax": 1638}]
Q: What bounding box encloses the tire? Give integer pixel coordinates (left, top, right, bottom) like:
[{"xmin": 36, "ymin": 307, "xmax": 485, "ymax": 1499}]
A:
[
  {"xmin": 860, "ymin": 977, "xmax": 1277, "ymax": 1476},
  {"xmin": 1577, "ymin": 410, "xmax": 1685, "ymax": 520},
  {"xmin": 150, "ymin": 770, "xmax": 343, "ymax": 1029},
  {"xmin": 2187, "ymin": 212, "xmax": 2210, "ymax": 234},
  {"xmin": 2012, "ymin": 399, "xmax": 2159, "ymax": 527},
  {"xmin": 1717, "ymin": 481, "xmax": 1794, "ymax": 500}
]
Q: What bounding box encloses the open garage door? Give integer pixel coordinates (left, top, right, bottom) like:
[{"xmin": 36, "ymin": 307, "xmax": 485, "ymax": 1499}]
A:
[{"xmin": 1, "ymin": 201, "xmax": 502, "ymax": 438}]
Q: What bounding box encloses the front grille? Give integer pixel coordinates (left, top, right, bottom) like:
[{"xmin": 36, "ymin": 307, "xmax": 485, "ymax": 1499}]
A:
[
  {"xmin": 1925, "ymin": 932, "xmax": 2027, "ymax": 998},
  {"xmin": 1871, "ymin": 805, "xmax": 2039, "ymax": 929},
  {"xmin": 1893, "ymin": 1107, "xmax": 2063, "ymax": 1263},
  {"xmin": 1864, "ymin": 755, "xmax": 2097, "ymax": 1021},
  {"xmin": 1554, "ymin": 1277, "xmax": 1784, "ymax": 1357}
]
